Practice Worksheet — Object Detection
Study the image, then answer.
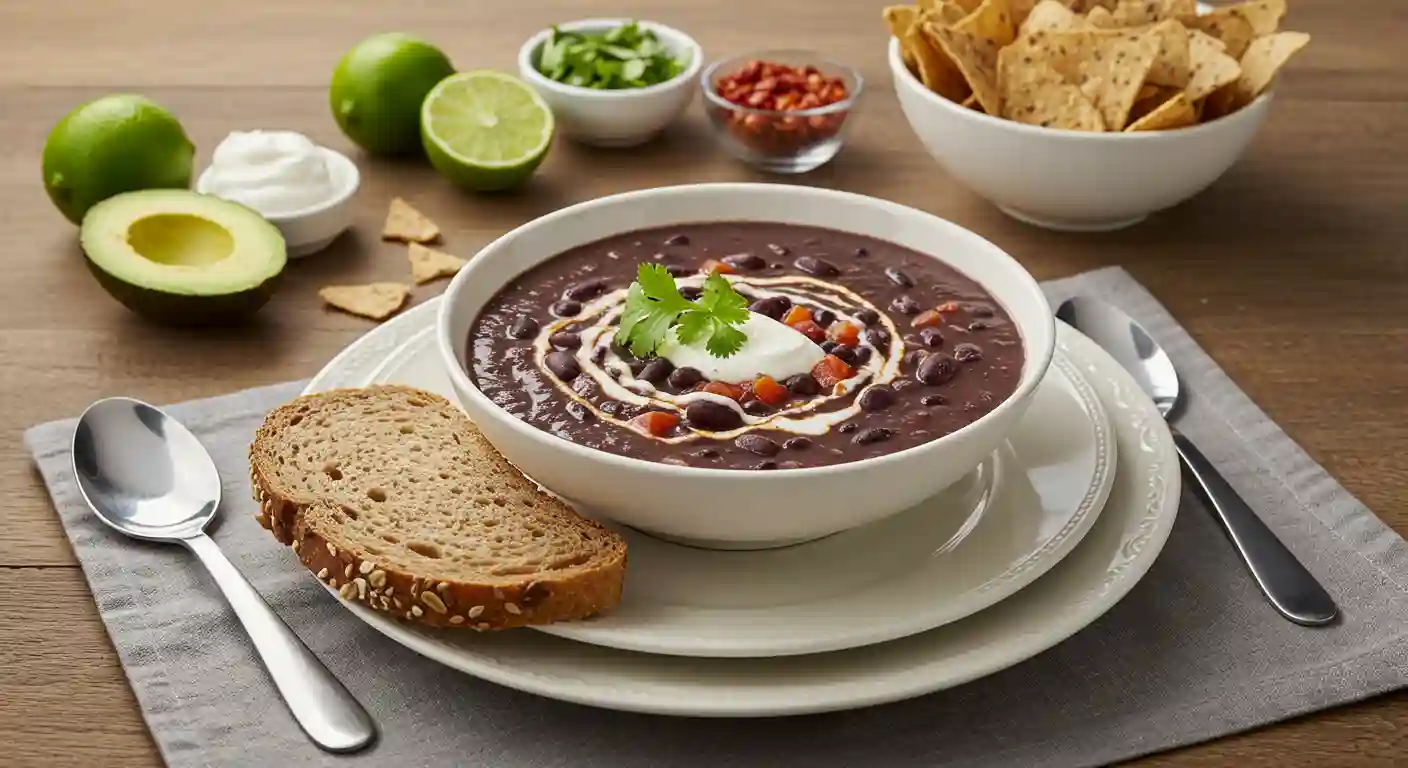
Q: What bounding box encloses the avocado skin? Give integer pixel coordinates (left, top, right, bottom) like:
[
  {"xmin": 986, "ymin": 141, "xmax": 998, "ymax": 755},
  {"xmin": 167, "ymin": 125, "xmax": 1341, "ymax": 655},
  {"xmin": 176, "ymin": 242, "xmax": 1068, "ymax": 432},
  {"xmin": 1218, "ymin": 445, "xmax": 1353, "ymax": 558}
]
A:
[{"xmin": 85, "ymin": 255, "xmax": 282, "ymax": 326}]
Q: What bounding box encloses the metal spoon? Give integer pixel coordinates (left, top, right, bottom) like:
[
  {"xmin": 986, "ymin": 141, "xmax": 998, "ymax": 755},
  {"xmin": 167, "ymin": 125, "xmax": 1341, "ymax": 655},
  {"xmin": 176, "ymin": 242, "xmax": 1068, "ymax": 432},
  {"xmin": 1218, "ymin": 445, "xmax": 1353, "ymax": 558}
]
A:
[
  {"xmin": 71, "ymin": 397, "xmax": 377, "ymax": 752},
  {"xmin": 1057, "ymin": 297, "xmax": 1338, "ymax": 627}
]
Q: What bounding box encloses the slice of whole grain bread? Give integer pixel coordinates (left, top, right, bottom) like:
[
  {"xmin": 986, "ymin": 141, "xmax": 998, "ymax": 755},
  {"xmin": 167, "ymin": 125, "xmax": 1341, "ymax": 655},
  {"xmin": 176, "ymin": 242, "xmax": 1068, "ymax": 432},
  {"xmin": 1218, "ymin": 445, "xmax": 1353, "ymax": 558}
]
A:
[{"xmin": 250, "ymin": 385, "xmax": 626, "ymax": 630}]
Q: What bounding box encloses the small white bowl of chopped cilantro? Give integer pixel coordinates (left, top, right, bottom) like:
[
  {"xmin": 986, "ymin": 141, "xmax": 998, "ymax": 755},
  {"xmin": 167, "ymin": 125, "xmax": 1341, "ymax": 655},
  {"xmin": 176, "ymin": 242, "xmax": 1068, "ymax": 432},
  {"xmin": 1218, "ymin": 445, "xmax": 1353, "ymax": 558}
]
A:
[{"xmin": 518, "ymin": 19, "xmax": 702, "ymax": 147}]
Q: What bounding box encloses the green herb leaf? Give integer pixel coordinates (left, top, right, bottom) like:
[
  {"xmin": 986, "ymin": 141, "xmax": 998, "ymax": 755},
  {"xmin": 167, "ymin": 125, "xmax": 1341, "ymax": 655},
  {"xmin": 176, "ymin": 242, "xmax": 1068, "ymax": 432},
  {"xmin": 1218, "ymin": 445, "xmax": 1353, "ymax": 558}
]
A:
[
  {"xmin": 614, "ymin": 265, "xmax": 752, "ymax": 359},
  {"xmin": 533, "ymin": 20, "xmax": 685, "ymax": 90}
]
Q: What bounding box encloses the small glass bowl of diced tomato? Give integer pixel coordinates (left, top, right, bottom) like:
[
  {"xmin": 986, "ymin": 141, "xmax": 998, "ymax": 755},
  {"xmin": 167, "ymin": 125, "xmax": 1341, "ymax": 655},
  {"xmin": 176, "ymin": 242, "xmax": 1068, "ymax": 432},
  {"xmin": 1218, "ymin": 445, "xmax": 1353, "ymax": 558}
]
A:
[{"xmin": 701, "ymin": 51, "xmax": 862, "ymax": 174}]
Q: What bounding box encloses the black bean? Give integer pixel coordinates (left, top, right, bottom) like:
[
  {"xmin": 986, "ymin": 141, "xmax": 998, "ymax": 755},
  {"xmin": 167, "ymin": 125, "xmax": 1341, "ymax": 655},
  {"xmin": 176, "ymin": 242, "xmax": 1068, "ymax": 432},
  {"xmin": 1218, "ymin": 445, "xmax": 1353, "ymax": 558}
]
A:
[
  {"xmin": 854, "ymin": 427, "xmax": 894, "ymax": 445},
  {"xmin": 735, "ymin": 434, "xmax": 781, "ymax": 457},
  {"xmin": 722, "ymin": 252, "xmax": 766, "ymax": 270},
  {"xmin": 591, "ymin": 346, "xmax": 608, "ymax": 364},
  {"xmin": 548, "ymin": 331, "xmax": 581, "ymax": 350},
  {"xmin": 664, "ymin": 234, "xmax": 689, "ymax": 246},
  {"xmin": 968, "ymin": 321, "xmax": 990, "ymax": 332},
  {"xmin": 666, "ymin": 264, "xmax": 695, "ymax": 277},
  {"xmin": 819, "ymin": 340, "xmax": 838, "ymax": 354},
  {"xmin": 785, "ymin": 374, "xmax": 821, "ymax": 396},
  {"xmin": 891, "ymin": 295, "xmax": 920, "ymax": 315},
  {"xmin": 599, "ymin": 400, "xmax": 622, "ymax": 416},
  {"xmin": 571, "ymin": 376, "xmax": 597, "ymax": 398},
  {"xmin": 743, "ymin": 400, "xmax": 772, "ymax": 416},
  {"xmin": 748, "ymin": 295, "xmax": 792, "ymax": 320},
  {"xmin": 550, "ymin": 299, "xmax": 582, "ymax": 317},
  {"xmin": 767, "ymin": 243, "xmax": 790, "ymax": 256},
  {"xmin": 639, "ymin": 358, "xmax": 674, "ymax": 384},
  {"xmin": 686, "ymin": 400, "xmax": 743, "ymax": 431},
  {"xmin": 754, "ymin": 461, "xmax": 779, "ymax": 470},
  {"xmin": 794, "ymin": 256, "xmax": 840, "ymax": 277},
  {"xmin": 855, "ymin": 308, "xmax": 880, "ymax": 325},
  {"xmin": 893, "ymin": 379, "xmax": 917, "ymax": 391},
  {"xmin": 831, "ymin": 345, "xmax": 860, "ymax": 366},
  {"xmin": 853, "ymin": 247, "xmax": 869, "ymax": 258},
  {"xmin": 839, "ymin": 422, "xmax": 858, "ymax": 434},
  {"xmin": 920, "ymin": 327, "xmax": 945, "ymax": 348},
  {"xmin": 696, "ymin": 448, "xmax": 719, "ymax": 459},
  {"xmin": 903, "ymin": 349, "xmax": 930, "ymax": 368},
  {"xmin": 954, "ymin": 343, "xmax": 984, "ymax": 363},
  {"xmin": 507, "ymin": 315, "xmax": 539, "ymax": 339},
  {"xmin": 813, "ymin": 308, "xmax": 836, "ymax": 328},
  {"xmin": 921, "ymin": 394, "xmax": 948, "ymax": 407},
  {"xmin": 917, "ymin": 353, "xmax": 959, "ymax": 385},
  {"xmin": 679, "ymin": 285, "xmax": 702, "ymax": 301},
  {"xmin": 615, "ymin": 403, "xmax": 644, "ymax": 421},
  {"xmin": 565, "ymin": 402, "xmax": 593, "ymax": 422},
  {"xmin": 564, "ymin": 278, "xmax": 607, "ymax": 302},
  {"xmin": 783, "ymin": 437, "xmax": 813, "ymax": 451},
  {"xmin": 864, "ymin": 326, "xmax": 891, "ymax": 353},
  {"xmin": 852, "ymin": 347, "xmax": 873, "ymax": 366},
  {"xmin": 628, "ymin": 359, "xmax": 647, "ymax": 376},
  {"xmin": 884, "ymin": 267, "xmax": 915, "ymax": 288},
  {"xmin": 857, "ymin": 386, "xmax": 895, "ymax": 412},
  {"xmin": 668, "ymin": 366, "xmax": 705, "ymax": 390},
  {"xmin": 544, "ymin": 351, "xmax": 581, "ymax": 381},
  {"xmin": 968, "ymin": 304, "xmax": 995, "ymax": 317}
]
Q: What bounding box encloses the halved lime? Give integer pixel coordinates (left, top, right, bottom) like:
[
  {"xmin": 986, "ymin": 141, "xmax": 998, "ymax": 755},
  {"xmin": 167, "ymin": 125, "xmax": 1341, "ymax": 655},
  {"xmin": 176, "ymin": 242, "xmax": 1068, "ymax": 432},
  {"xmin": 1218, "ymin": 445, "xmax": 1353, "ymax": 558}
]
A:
[{"xmin": 421, "ymin": 71, "xmax": 554, "ymax": 192}]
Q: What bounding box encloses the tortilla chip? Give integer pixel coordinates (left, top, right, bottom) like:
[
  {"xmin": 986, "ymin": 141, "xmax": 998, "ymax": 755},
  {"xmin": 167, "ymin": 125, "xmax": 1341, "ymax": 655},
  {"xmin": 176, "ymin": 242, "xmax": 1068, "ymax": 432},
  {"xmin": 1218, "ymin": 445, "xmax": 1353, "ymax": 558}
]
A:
[
  {"xmin": 407, "ymin": 243, "xmax": 467, "ymax": 284},
  {"xmin": 1106, "ymin": 0, "xmax": 1195, "ymax": 27},
  {"xmin": 927, "ymin": 24, "xmax": 1005, "ymax": 114},
  {"xmin": 1125, "ymin": 92, "xmax": 1196, "ymax": 130},
  {"xmin": 1020, "ymin": 0, "xmax": 1082, "ymax": 34},
  {"xmin": 1185, "ymin": 9, "xmax": 1256, "ymax": 57},
  {"xmin": 917, "ymin": 0, "xmax": 971, "ymax": 23},
  {"xmin": 319, "ymin": 283, "xmax": 411, "ymax": 321},
  {"xmin": 885, "ymin": 6, "xmax": 921, "ymax": 70},
  {"xmin": 1233, "ymin": 31, "xmax": 1310, "ymax": 106},
  {"xmin": 998, "ymin": 45, "xmax": 1105, "ymax": 130},
  {"xmin": 955, "ymin": 0, "xmax": 1017, "ymax": 47},
  {"xmin": 1128, "ymin": 84, "xmax": 1181, "ymax": 121},
  {"xmin": 1199, "ymin": 83, "xmax": 1238, "ymax": 120},
  {"xmin": 950, "ymin": 0, "xmax": 986, "ymax": 13},
  {"xmin": 382, "ymin": 198, "xmax": 440, "ymax": 244},
  {"xmin": 1008, "ymin": 0, "xmax": 1041, "ymax": 27},
  {"xmin": 1064, "ymin": 31, "xmax": 1161, "ymax": 130},
  {"xmin": 1084, "ymin": 6, "xmax": 1117, "ymax": 27},
  {"xmin": 1142, "ymin": 19, "xmax": 1192, "ymax": 88},
  {"xmin": 1219, "ymin": 0, "xmax": 1286, "ymax": 36},
  {"xmin": 1185, "ymin": 30, "xmax": 1242, "ymax": 101},
  {"xmin": 961, "ymin": 93, "xmax": 985, "ymax": 112},
  {"xmin": 893, "ymin": 9, "xmax": 971, "ymax": 101}
]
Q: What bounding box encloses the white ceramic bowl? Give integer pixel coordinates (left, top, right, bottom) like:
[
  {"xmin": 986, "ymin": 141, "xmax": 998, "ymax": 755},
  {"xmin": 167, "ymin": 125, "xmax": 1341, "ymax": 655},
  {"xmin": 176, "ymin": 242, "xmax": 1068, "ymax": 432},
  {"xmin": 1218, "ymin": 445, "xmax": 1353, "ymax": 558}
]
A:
[
  {"xmin": 887, "ymin": 38, "xmax": 1273, "ymax": 232},
  {"xmin": 436, "ymin": 183, "xmax": 1056, "ymax": 549},
  {"xmin": 518, "ymin": 19, "xmax": 702, "ymax": 147},
  {"xmin": 196, "ymin": 147, "xmax": 359, "ymax": 257}
]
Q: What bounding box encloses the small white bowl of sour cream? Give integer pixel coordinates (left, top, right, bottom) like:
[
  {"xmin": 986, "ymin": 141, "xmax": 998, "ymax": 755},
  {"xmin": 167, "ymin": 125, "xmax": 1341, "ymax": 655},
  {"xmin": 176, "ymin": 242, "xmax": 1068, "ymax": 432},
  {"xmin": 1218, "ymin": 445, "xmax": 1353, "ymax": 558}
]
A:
[{"xmin": 196, "ymin": 131, "xmax": 360, "ymax": 257}]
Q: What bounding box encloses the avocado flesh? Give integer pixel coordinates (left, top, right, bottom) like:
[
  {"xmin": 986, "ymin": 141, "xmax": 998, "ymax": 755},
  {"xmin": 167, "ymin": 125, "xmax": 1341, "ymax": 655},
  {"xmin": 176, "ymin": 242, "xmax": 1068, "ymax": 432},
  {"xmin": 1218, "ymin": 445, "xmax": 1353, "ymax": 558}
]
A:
[{"xmin": 79, "ymin": 189, "xmax": 287, "ymax": 325}]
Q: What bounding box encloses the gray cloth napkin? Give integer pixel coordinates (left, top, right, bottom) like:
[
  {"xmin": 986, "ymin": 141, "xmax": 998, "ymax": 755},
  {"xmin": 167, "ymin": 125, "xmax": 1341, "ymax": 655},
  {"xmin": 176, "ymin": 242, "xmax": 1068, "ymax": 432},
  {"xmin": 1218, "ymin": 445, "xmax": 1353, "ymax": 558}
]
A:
[{"xmin": 25, "ymin": 266, "xmax": 1408, "ymax": 768}]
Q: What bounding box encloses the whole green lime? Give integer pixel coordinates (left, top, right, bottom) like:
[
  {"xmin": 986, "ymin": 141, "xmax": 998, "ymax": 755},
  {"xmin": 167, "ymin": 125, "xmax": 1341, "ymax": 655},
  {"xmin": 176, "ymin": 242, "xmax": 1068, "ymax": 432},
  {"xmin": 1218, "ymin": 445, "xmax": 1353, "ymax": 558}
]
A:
[
  {"xmin": 42, "ymin": 94, "xmax": 195, "ymax": 225},
  {"xmin": 331, "ymin": 33, "xmax": 456, "ymax": 155}
]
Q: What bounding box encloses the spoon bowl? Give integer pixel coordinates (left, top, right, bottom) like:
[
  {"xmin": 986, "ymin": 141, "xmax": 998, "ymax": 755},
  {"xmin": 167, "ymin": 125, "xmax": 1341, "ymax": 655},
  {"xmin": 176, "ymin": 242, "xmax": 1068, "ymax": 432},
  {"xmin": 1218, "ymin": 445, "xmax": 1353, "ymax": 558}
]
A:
[{"xmin": 71, "ymin": 397, "xmax": 377, "ymax": 752}]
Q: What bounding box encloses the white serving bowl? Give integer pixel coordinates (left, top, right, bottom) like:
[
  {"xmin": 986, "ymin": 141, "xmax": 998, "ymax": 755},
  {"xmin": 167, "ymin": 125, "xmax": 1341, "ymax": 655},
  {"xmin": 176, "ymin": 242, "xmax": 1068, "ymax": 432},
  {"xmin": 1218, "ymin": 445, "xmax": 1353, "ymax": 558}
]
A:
[
  {"xmin": 437, "ymin": 183, "xmax": 1055, "ymax": 549},
  {"xmin": 518, "ymin": 19, "xmax": 702, "ymax": 147},
  {"xmin": 887, "ymin": 38, "xmax": 1273, "ymax": 232},
  {"xmin": 196, "ymin": 147, "xmax": 359, "ymax": 257}
]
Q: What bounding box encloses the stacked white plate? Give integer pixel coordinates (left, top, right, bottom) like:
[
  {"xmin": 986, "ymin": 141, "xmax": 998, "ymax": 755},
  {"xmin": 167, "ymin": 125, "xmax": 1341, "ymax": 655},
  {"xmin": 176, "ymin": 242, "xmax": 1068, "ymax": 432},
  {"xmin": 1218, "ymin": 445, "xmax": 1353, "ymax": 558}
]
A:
[{"xmin": 307, "ymin": 298, "xmax": 1180, "ymax": 717}]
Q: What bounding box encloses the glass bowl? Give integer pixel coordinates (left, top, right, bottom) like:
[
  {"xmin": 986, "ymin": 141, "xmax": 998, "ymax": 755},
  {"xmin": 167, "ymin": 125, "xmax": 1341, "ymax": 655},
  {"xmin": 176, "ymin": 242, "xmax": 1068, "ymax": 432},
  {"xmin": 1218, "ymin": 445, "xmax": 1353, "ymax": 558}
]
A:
[{"xmin": 700, "ymin": 50, "xmax": 863, "ymax": 174}]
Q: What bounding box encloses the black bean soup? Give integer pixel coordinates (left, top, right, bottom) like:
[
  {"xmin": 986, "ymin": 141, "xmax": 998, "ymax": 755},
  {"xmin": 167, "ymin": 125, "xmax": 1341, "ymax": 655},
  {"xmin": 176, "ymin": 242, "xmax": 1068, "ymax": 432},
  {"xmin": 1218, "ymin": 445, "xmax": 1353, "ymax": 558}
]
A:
[{"xmin": 467, "ymin": 223, "xmax": 1023, "ymax": 469}]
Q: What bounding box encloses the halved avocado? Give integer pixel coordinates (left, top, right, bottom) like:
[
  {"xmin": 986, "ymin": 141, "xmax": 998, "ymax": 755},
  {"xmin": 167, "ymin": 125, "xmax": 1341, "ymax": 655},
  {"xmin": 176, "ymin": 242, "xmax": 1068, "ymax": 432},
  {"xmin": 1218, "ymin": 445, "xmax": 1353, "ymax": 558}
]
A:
[{"xmin": 79, "ymin": 190, "xmax": 287, "ymax": 325}]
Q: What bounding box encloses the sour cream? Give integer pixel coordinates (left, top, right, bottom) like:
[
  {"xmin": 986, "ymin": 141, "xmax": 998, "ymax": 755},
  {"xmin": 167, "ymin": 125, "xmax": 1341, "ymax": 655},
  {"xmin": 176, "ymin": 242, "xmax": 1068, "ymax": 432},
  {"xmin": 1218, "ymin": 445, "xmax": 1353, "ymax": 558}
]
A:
[
  {"xmin": 200, "ymin": 130, "xmax": 338, "ymax": 216},
  {"xmin": 657, "ymin": 311, "xmax": 826, "ymax": 382}
]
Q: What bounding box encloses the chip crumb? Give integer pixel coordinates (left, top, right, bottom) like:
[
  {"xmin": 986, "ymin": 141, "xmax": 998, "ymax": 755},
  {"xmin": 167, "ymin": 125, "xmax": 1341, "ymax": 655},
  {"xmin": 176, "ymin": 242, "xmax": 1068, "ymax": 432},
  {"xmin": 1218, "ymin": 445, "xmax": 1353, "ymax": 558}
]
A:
[
  {"xmin": 407, "ymin": 243, "xmax": 467, "ymax": 284},
  {"xmin": 319, "ymin": 283, "xmax": 412, "ymax": 321},
  {"xmin": 382, "ymin": 197, "xmax": 441, "ymax": 243}
]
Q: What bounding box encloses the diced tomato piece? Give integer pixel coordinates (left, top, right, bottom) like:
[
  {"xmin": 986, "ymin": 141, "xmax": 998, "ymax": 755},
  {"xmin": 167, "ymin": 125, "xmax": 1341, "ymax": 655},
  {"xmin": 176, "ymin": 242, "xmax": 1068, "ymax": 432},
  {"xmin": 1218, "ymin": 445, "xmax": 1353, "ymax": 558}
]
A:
[
  {"xmin": 937, "ymin": 301, "xmax": 962, "ymax": 313},
  {"xmin": 702, "ymin": 381, "xmax": 746, "ymax": 401},
  {"xmin": 811, "ymin": 355, "xmax": 856, "ymax": 390},
  {"xmin": 631, "ymin": 411, "xmax": 680, "ymax": 437},
  {"xmin": 701, "ymin": 259, "xmax": 735, "ymax": 275},
  {"xmin": 752, "ymin": 375, "xmax": 790, "ymax": 406},
  {"xmin": 911, "ymin": 309, "xmax": 944, "ymax": 328},
  {"xmin": 827, "ymin": 321, "xmax": 860, "ymax": 346},
  {"xmin": 792, "ymin": 319, "xmax": 827, "ymax": 343},
  {"xmin": 781, "ymin": 305, "xmax": 812, "ymax": 326}
]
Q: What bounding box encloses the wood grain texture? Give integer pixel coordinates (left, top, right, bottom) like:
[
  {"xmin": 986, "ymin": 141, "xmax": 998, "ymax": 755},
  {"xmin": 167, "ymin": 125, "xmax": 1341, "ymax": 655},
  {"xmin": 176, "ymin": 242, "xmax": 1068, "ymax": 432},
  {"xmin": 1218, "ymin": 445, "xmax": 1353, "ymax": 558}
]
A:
[{"xmin": 1, "ymin": 0, "xmax": 1404, "ymax": 765}]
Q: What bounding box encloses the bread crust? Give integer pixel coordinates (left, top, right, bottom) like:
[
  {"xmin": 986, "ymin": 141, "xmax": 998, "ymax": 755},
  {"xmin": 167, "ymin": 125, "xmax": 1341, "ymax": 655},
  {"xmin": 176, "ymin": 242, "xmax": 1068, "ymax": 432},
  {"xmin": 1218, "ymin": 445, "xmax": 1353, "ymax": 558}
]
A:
[{"xmin": 250, "ymin": 385, "xmax": 626, "ymax": 631}]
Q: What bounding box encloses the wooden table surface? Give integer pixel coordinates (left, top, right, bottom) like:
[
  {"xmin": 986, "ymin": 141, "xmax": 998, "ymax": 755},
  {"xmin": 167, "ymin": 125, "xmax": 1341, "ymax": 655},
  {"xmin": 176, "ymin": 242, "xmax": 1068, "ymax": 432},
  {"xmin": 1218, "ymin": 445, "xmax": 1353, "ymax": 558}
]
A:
[{"xmin": 2, "ymin": 0, "xmax": 1404, "ymax": 765}]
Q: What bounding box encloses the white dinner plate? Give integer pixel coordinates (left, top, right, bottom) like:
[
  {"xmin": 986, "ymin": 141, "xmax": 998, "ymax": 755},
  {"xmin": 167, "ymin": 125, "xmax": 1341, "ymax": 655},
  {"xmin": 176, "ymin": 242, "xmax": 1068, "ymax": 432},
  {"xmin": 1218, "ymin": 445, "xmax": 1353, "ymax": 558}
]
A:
[
  {"xmin": 336, "ymin": 309, "xmax": 1115, "ymax": 658},
  {"xmin": 302, "ymin": 298, "xmax": 1181, "ymax": 716}
]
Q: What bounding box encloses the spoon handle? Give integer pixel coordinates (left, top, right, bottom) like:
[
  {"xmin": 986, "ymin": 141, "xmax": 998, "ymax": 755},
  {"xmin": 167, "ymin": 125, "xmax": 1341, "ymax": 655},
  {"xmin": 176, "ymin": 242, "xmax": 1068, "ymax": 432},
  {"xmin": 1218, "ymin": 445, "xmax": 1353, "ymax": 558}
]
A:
[
  {"xmin": 183, "ymin": 533, "xmax": 377, "ymax": 752},
  {"xmin": 1171, "ymin": 430, "xmax": 1339, "ymax": 626}
]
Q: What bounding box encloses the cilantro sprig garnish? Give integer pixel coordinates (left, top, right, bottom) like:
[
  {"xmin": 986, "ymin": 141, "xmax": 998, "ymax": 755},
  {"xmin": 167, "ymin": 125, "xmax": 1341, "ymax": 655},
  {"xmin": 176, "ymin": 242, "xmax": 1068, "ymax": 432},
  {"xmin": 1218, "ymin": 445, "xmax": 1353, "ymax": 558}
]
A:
[{"xmin": 614, "ymin": 264, "xmax": 750, "ymax": 359}]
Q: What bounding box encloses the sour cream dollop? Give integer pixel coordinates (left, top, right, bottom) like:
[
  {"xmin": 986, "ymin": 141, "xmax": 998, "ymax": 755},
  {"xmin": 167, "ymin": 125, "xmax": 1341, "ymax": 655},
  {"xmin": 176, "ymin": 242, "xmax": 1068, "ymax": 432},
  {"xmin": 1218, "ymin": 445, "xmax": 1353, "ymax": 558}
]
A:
[
  {"xmin": 656, "ymin": 310, "xmax": 826, "ymax": 382},
  {"xmin": 201, "ymin": 130, "xmax": 337, "ymax": 216}
]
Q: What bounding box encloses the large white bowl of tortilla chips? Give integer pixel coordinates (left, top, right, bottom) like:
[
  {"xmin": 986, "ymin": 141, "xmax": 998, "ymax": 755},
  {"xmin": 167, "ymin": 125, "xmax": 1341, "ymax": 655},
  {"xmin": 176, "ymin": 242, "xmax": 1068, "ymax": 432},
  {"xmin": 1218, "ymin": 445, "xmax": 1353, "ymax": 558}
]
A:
[{"xmin": 885, "ymin": 0, "xmax": 1309, "ymax": 231}]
